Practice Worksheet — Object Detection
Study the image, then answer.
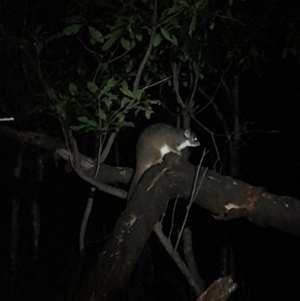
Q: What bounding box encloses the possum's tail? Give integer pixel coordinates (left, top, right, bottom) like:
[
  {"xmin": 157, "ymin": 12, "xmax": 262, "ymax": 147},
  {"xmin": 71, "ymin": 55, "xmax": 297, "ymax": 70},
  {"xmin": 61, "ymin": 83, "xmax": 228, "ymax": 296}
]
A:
[{"xmin": 127, "ymin": 166, "xmax": 146, "ymax": 201}]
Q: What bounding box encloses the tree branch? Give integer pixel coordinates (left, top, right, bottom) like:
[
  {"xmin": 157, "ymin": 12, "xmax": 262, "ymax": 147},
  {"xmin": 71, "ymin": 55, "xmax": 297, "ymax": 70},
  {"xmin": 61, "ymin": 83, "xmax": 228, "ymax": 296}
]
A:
[
  {"xmin": 154, "ymin": 223, "xmax": 204, "ymax": 297},
  {"xmin": 75, "ymin": 155, "xmax": 300, "ymax": 300},
  {"xmin": 133, "ymin": 0, "xmax": 157, "ymax": 91}
]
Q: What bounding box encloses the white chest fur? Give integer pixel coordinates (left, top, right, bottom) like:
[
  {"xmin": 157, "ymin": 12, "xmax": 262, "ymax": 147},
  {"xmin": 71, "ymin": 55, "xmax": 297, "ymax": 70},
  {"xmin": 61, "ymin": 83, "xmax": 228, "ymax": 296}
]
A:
[
  {"xmin": 159, "ymin": 139, "xmax": 194, "ymax": 159},
  {"xmin": 177, "ymin": 139, "xmax": 194, "ymax": 151},
  {"xmin": 160, "ymin": 144, "xmax": 172, "ymax": 157}
]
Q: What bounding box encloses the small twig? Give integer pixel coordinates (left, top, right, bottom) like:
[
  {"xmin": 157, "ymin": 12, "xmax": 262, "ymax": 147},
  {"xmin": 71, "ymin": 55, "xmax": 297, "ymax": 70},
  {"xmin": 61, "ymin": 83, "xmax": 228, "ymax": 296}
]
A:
[
  {"xmin": 94, "ymin": 115, "xmax": 105, "ymax": 177},
  {"xmin": 168, "ymin": 195, "xmax": 180, "ymax": 240},
  {"xmin": 133, "ymin": 0, "xmax": 157, "ymax": 91},
  {"xmin": 195, "ymin": 61, "xmax": 231, "ymax": 116},
  {"xmin": 211, "ymin": 100, "xmax": 233, "ymax": 154},
  {"xmin": 77, "ymin": 36, "xmax": 103, "ymax": 58},
  {"xmin": 183, "ymin": 228, "xmax": 205, "ymax": 291},
  {"xmin": 99, "ymin": 131, "xmax": 118, "ymax": 164},
  {"xmin": 79, "ymin": 187, "xmax": 96, "ymax": 251},
  {"xmin": 188, "ymin": 52, "xmax": 201, "ymax": 105},
  {"xmin": 154, "ymin": 223, "xmax": 203, "ymax": 297},
  {"xmin": 0, "ymin": 117, "xmax": 14, "ymax": 121},
  {"xmin": 175, "ymin": 149, "xmax": 208, "ymax": 251},
  {"xmin": 160, "ymin": 199, "xmax": 170, "ymax": 225},
  {"xmin": 210, "ymin": 11, "xmax": 246, "ymax": 25},
  {"xmin": 172, "ymin": 62, "xmax": 185, "ymax": 108},
  {"xmin": 143, "ymin": 76, "xmax": 172, "ymax": 90},
  {"xmin": 192, "ymin": 116, "xmax": 223, "ymax": 172}
]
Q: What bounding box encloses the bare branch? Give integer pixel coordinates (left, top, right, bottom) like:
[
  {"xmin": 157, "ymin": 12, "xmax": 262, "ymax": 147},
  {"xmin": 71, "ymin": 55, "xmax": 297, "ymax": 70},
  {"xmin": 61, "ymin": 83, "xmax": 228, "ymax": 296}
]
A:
[
  {"xmin": 175, "ymin": 150, "xmax": 208, "ymax": 250},
  {"xmin": 172, "ymin": 62, "xmax": 185, "ymax": 108},
  {"xmin": 76, "ymin": 168, "xmax": 127, "ymax": 198},
  {"xmin": 191, "ymin": 116, "xmax": 223, "ymax": 172},
  {"xmin": 99, "ymin": 131, "xmax": 118, "ymax": 164},
  {"xmin": 154, "ymin": 223, "xmax": 204, "ymax": 297},
  {"xmin": 195, "ymin": 61, "xmax": 231, "ymax": 116},
  {"xmin": 0, "ymin": 117, "xmax": 14, "ymax": 121},
  {"xmin": 183, "ymin": 228, "xmax": 205, "ymax": 292},
  {"xmin": 195, "ymin": 77, "xmax": 222, "ymax": 115},
  {"xmin": 197, "ymin": 276, "xmax": 237, "ymax": 301},
  {"xmin": 79, "ymin": 187, "xmax": 96, "ymax": 251},
  {"xmin": 188, "ymin": 53, "xmax": 201, "ymax": 106},
  {"xmin": 143, "ymin": 76, "xmax": 172, "ymax": 90},
  {"xmin": 133, "ymin": 0, "xmax": 157, "ymax": 91},
  {"xmin": 168, "ymin": 195, "xmax": 179, "ymax": 240},
  {"xmin": 94, "ymin": 130, "xmax": 118, "ymax": 178},
  {"xmin": 0, "ymin": 125, "xmax": 131, "ymax": 196}
]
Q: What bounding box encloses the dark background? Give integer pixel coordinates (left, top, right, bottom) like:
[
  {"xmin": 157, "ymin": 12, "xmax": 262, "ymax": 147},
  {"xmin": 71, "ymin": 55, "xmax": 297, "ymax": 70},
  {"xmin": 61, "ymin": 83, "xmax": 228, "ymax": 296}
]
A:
[{"xmin": 1, "ymin": 0, "xmax": 300, "ymax": 300}]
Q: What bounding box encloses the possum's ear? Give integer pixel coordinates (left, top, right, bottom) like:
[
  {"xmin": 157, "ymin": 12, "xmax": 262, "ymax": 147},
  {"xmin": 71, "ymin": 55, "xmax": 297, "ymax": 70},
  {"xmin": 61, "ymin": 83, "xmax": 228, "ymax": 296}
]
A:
[{"xmin": 184, "ymin": 129, "xmax": 191, "ymax": 138}]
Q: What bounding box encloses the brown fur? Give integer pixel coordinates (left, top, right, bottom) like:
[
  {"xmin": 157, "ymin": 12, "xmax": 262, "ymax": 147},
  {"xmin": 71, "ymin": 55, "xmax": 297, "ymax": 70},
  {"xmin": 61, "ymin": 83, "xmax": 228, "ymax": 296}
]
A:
[{"xmin": 127, "ymin": 123, "xmax": 199, "ymax": 200}]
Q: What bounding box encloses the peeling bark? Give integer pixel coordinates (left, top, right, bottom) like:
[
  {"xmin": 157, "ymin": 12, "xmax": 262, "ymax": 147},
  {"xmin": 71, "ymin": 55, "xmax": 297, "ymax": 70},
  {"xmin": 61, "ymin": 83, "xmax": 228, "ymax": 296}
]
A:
[{"xmin": 75, "ymin": 154, "xmax": 300, "ymax": 300}]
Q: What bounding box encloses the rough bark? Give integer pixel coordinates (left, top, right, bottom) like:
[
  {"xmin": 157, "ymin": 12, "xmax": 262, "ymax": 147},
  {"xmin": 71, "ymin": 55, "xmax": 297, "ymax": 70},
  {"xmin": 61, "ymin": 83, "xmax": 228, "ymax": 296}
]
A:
[{"xmin": 76, "ymin": 154, "xmax": 300, "ymax": 300}]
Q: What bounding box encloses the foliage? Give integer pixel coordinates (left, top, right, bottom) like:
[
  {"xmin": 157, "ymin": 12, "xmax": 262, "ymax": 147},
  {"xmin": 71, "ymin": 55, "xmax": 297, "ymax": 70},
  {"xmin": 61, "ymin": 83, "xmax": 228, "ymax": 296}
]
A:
[
  {"xmin": 1, "ymin": 0, "xmax": 300, "ymax": 136},
  {"xmin": 56, "ymin": 0, "xmax": 261, "ymax": 134}
]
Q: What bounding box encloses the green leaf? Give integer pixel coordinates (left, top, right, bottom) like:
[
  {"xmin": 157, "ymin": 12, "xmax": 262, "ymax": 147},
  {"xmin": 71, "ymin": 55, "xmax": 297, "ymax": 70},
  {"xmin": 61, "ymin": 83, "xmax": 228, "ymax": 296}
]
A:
[
  {"xmin": 98, "ymin": 109, "xmax": 107, "ymax": 121},
  {"xmin": 77, "ymin": 116, "xmax": 98, "ymax": 128},
  {"xmin": 87, "ymin": 82, "xmax": 99, "ymax": 94},
  {"xmin": 209, "ymin": 21, "xmax": 215, "ymax": 30},
  {"xmin": 136, "ymin": 34, "xmax": 142, "ymax": 41},
  {"xmin": 69, "ymin": 83, "xmax": 78, "ymax": 96},
  {"xmin": 102, "ymin": 36, "xmax": 118, "ymax": 51},
  {"xmin": 160, "ymin": 28, "xmax": 171, "ymax": 41},
  {"xmin": 71, "ymin": 125, "xmax": 88, "ymax": 131},
  {"xmin": 134, "ymin": 105, "xmax": 146, "ymax": 116},
  {"xmin": 116, "ymin": 112, "xmax": 125, "ymax": 123},
  {"xmin": 126, "ymin": 59, "xmax": 133, "ymax": 73},
  {"xmin": 63, "ymin": 24, "xmax": 82, "ymax": 35},
  {"xmin": 153, "ymin": 33, "xmax": 163, "ymax": 47},
  {"xmin": 123, "ymin": 121, "xmax": 134, "ymax": 127},
  {"xmin": 102, "ymin": 97, "xmax": 113, "ymax": 109},
  {"xmin": 116, "ymin": 120, "xmax": 134, "ymax": 129},
  {"xmin": 160, "ymin": 28, "xmax": 178, "ymax": 46},
  {"xmin": 99, "ymin": 77, "xmax": 116, "ymax": 97},
  {"xmin": 121, "ymin": 38, "xmax": 131, "ymax": 51},
  {"xmin": 119, "ymin": 80, "xmax": 134, "ymax": 98},
  {"xmin": 189, "ymin": 15, "xmax": 196, "ymax": 37},
  {"xmin": 73, "ymin": 116, "xmax": 98, "ymax": 132},
  {"xmin": 107, "ymin": 77, "xmax": 116, "ymax": 88},
  {"xmin": 145, "ymin": 109, "xmax": 153, "ymax": 119},
  {"xmin": 133, "ymin": 89, "xmax": 143, "ymax": 101},
  {"xmin": 89, "ymin": 27, "xmax": 103, "ymax": 43},
  {"xmin": 78, "ymin": 116, "xmax": 91, "ymax": 123},
  {"xmin": 121, "ymin": 97, "xmax": 131, "ymax": 107},
  {"xmin": 121, "ymin": 80, "xmax": 128, "ymax": 90}
]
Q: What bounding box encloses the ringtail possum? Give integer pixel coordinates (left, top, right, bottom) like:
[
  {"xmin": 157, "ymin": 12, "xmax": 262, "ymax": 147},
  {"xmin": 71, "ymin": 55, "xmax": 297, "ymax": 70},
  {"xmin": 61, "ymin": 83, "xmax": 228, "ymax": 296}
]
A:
[{"xmin": 127, "ymin": 123, "xmax": 200, "ymax": 199}]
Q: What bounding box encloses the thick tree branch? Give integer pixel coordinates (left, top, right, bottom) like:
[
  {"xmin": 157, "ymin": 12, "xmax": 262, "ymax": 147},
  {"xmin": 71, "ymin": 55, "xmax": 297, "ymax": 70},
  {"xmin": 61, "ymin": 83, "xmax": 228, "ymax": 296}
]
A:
[
  {"xmin": 2, "ymin": 125, "xmax": 300, "ymax": 236},
  {"xmin": 0, "ymin": 125, "xmax": 132, "ymax": 194},
  {"xmin": 197, "ymin": 276, "xmax": 237, "ymax": 301},
  {"xmin": 75, "ymin": 154, "xmax": 300, "ymax": 300}
]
